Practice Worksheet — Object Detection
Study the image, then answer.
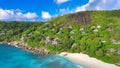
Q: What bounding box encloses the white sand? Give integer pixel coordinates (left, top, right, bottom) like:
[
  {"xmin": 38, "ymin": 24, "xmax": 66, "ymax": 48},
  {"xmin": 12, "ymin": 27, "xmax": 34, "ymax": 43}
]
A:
[{"xmin": 59, "ymin": 52, "xmax": 120, "ymax": 68}]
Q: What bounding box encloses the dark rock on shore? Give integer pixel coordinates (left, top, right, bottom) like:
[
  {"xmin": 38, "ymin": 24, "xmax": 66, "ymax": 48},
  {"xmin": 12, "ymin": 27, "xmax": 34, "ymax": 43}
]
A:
[{"xmin": 0, "ymin": 41, "xmax": 55, "ymax": 55}]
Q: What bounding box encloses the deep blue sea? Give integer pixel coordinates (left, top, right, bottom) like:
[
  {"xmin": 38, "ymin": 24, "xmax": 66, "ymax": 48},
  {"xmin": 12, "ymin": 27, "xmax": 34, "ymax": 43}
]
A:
[{"xmin": 0, "ymin": 43, "xmax": 86, "ymax": 68}]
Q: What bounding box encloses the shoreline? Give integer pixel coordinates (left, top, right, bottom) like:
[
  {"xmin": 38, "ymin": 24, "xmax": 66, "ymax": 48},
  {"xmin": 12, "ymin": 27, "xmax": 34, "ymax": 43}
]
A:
[
  {"xmin": 0, "ymin": 41, "xmax": 120, "ymax": 68},
  {"xmin": 0, "ymin": 41, "xmax": 55, "ymax": 55},
  {"xmin": 59, "ymin": 52, "xmax": 120, "ymax": 68}
]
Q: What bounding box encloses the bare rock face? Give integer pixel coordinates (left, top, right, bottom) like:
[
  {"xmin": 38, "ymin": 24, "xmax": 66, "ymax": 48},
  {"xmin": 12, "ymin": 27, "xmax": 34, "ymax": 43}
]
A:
[
  {"xmin": 117, "ymin": 48, "xmax": 120, "ymax": 54},
  {"xmin": 69, "ymin": 12, "xmax": 91, "ymax": 24}
]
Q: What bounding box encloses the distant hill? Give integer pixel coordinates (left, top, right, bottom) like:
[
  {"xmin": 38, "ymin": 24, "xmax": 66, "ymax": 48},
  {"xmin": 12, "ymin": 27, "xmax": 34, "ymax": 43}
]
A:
[{"xmin": 0, "ymin": 10, "xmax": 120, "ymax": 66}]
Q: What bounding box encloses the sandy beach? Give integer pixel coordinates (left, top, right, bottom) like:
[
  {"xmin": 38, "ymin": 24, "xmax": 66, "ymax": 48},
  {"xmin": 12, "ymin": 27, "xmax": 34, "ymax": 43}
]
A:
[{"xmin": 59, "ymin": 52, "xmax": 120, "ymax": 68}]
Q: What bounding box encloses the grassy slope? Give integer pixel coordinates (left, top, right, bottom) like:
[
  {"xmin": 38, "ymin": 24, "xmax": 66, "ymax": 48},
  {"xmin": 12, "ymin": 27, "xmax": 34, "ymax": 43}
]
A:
[{"xmin": 0, "ymin": 10, "xmax": 120, "ymax": 66}]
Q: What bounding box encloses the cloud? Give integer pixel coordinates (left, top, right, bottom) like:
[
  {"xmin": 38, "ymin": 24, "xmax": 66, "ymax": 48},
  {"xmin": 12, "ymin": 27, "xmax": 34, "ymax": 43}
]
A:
[
  {"xmin": 0, "ymin": 8, "xmax": 38, "ymax": 21},
  {"xmin": 55, "ymin": 0, "xmax": 69, "ymax": 4},
  {"xmin": 41, "ymin": 11, "xmax": 52, "ymax": 19},
  {"xmin": 59, "ymin": 8, "xmax": 73, "ymax": 15},
  {"xmin": 75, "ymin": 0, "xmax": 94, "ymax": 12},
  {"xmin": 75, "ymin": 0, "xmax": 120, "ymax": 12},
  {"xmin": 23, "ymin": 12, "xmax": 38, "ymax": 19}
]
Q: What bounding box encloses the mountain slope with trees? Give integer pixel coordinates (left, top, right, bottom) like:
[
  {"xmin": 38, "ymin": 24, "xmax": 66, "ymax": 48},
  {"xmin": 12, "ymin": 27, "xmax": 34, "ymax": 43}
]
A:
[{"xmin": 0, "ymin": 10, "xmax": 120, "ymax": 66}]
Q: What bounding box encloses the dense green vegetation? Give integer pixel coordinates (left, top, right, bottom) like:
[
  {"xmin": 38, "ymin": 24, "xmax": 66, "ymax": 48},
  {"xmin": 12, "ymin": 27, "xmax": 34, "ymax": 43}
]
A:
[{"xmin": 0, "ymin": 10, "xmax": 120, "ymax": 66}]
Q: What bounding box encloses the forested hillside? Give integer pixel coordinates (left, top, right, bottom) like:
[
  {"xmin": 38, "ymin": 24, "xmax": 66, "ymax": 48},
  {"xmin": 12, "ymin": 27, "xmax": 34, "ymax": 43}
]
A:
[{"xmin": 0, "ymin": 10, "xmax": 120, "ymax": 66}]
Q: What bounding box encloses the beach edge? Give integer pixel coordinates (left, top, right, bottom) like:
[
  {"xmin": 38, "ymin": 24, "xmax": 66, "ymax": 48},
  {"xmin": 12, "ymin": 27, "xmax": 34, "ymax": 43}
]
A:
[{"xmin": 59, "ymin": 52, "xmax": 120, "ymax": 68}]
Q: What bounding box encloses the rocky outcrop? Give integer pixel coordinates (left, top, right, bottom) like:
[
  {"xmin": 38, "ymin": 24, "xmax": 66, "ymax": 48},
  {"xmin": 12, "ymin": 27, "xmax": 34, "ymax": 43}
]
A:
[
  {"xmin": 44, "ymin": 37, "xmax": 61, "ymax": 45},
  {"xmin": 0, "ymin": 31, "xmax": 5, "ymax": 35},
  {"xmin": 0, "ymin": 41, "xmax": 55, "ymax": 55},
  {"xmin": 69, "ymin": 12, "xmax": 91, "ymax": 24}
]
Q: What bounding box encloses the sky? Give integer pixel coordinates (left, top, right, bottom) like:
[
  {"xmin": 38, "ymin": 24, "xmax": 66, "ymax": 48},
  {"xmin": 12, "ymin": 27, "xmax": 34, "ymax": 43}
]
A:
[{"xmin": 0, "ymin": 0, "xmax": 120, "ymax": 21}]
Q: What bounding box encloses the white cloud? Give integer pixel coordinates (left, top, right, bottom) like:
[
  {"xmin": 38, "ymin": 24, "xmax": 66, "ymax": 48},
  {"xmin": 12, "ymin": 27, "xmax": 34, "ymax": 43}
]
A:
[
  {"xmin": 59, "ymin": 8, "xmax": 73, "ymax": 15},
  {"xmin": 75, "ymin": 0, "xmax": 120, "ymax": 12},
  {"xmin": 0, "ymin": 8, "xmax": 38, "ymax": 21},
  {"xmin": 75, "ymin": 0, "xmax": 94, "ymax": 12},
  {"xmin": 41, "ymin": 11, "xmax": 52, "ymax": 19},
  {"xmin": 55, "ymin": 0, "xmax": 69, "ymax": 4},
  {"xmin": 102, "ymin": 0, "xmax": 107, "ymax": 4},
  {"xmin": 23, "ymin": 12, "xmax": 38, "ymax": 19},
  {"xmin": 75, "ymin": 6, "xmax": 87, "ymax": 12}
]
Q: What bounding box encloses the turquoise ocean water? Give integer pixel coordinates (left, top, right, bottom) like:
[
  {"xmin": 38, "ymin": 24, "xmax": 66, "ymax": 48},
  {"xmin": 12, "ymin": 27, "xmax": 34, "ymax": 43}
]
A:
[{"xmin": 0, "ymin": 43, "xmax": 86, "ymax": 68}]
